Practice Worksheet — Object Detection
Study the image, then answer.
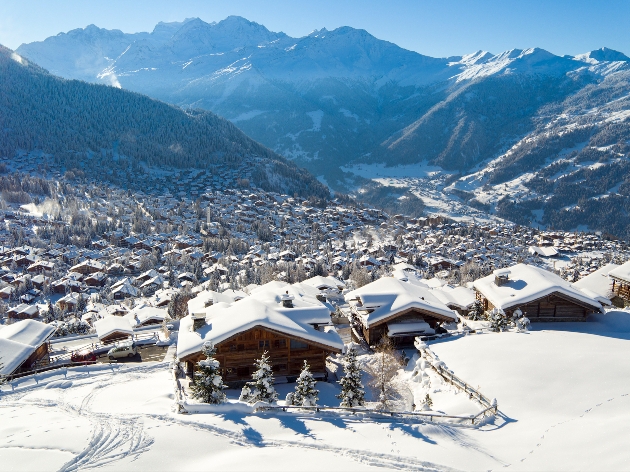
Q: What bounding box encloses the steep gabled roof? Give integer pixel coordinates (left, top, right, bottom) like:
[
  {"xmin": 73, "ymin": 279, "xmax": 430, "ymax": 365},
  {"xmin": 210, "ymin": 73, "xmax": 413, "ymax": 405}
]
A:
[
  {"xmin": 0, "ymin": 319, "xmax": 56, "ymax": 375},
  {"xmin": 608, "ymin": 261, "xmax": 630, "ymax": 284},
  {"xmin": 345, "ymin": 277, "xmax": 457, "ymax": 327},
  {"xmin": 176, "ymin": 296, "xmax": 343, "ymax": 360},
  {"xmin": 473, "ymin": 263, "xmax": 602, "ymax": 311}
]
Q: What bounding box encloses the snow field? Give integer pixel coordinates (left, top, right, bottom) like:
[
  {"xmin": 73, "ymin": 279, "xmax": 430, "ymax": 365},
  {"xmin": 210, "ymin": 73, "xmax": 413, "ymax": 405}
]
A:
[
  {"xmin": 431, "ymin": 311, "xmax": 630, "ymax": 470},
  {"xmin": 2, "ymin": 312, "xmax": 630, "ymax": 470}
]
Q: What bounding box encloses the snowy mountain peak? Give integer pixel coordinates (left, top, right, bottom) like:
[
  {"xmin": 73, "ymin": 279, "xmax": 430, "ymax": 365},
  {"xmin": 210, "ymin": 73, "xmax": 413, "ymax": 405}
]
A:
[{"xmin": 574, "ymin": 47, "xmax": 630, "ymax": 64}]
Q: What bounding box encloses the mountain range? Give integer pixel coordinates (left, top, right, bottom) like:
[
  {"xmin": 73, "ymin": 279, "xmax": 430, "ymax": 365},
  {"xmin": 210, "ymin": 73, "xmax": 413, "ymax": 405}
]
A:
[
  {"xmin": 14, "ymin": 16, "xmax": 630, "ymax": 237},
  {"xmin": 0, "ymin": 43, "xmax": 329, "ymax": 200}
]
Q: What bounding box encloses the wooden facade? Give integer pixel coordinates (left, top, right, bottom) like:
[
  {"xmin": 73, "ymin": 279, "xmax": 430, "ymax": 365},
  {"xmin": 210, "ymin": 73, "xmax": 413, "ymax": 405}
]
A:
[
  {"xmin": 100, "ymin": 331, "xmax": 132, "ymax": 344},
  {"xmin": 476, "ymin": 291, "xmax": 598, "ymax": 322},
  {"xmin": 356, "ymin": 307, "xmax": 454, "ymax": 347},
  {"xmin": 611, "ymin": 278, "xmax": 630, "ymax": 303},
  {"xmin": 181, "ymin": 325, "xmax": 341, "ymax": 386}
]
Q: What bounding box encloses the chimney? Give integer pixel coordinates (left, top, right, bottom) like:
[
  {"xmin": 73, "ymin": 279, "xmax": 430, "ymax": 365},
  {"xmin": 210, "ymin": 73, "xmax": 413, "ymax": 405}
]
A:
[
  {"xmin": 493, "ymin": 269, "xmax": 511, "ymax": 287},
  {"xmin": 191, "ymin": 312, "xmax": 206, "ymax": 331},
  {"xmin": 281, "ymin": 290, "xmax": 294, "ymax": 308}
]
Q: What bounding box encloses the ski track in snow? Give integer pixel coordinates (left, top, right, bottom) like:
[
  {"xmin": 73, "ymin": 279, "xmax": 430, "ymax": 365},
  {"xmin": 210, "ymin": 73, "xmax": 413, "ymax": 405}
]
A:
[
  {"xmin": 1, "ymin": 363, "xmax": 165, "ymax": 471},
  {"xmin": 1, "ymin": 362, "xmax": 463, "ymax": 472}
]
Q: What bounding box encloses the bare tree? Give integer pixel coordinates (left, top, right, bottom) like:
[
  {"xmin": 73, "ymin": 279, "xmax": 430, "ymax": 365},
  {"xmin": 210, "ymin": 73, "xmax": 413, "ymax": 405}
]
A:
[{"xmin": 365, "ymin": 336, "xmax": 403, "ymax": 410}]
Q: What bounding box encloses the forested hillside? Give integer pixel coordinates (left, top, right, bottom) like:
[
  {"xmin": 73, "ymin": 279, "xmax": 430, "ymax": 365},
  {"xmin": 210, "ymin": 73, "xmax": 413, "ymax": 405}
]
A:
[{"xmin": 0, "ymin": 45, "xmax": 329, "ymax": 199}]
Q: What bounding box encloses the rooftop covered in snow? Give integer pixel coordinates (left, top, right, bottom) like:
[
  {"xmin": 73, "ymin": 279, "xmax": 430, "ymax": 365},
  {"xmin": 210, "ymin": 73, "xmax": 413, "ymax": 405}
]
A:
[{"xmin": 473, "ymin": 263, "xmax": 603, "ymax": 312}]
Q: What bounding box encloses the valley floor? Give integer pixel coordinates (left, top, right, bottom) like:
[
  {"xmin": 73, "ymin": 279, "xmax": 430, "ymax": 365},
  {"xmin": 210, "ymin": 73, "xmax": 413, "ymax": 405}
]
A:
[{"xmin": 2, "ymin": 311, "xmax": 630, "ymax": 471}]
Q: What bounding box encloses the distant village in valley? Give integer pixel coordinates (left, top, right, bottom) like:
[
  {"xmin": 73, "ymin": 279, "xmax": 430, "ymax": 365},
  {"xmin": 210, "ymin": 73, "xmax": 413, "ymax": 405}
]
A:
[{"xmin": 2, "ymin": 166, "xmax": 630, "ymax": 388}]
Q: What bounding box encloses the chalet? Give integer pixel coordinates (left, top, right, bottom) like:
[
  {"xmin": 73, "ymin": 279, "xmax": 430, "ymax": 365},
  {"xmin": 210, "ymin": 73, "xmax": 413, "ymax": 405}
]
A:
[
  {"xmin": 124, "ymin": 306, "xmax": 169, "ymax": 328},
  {"xmin": 301, "ymin": 275, "xmax": 346, "ymax": 293},
  {"xmin": 345, "ymin": 277, "xmax": 458, "ymax": 346},
  {"xmin": 140, "ymin": 275, "xmax": 164, "ymax": 294},
  {"xmin": 0, "ymin": 286, "xmax": 14, "ymax": 300},
  {"xmin": 111, "ymin": 280, "xmax": 139, "ymax": 299},
  {"xmin": 473, "ymin": 264, "xmax": 603, "ymax": 322},
  {"xmin": 431, "ymin": 285, "xmax": 477, "ymax": 316},
  {"xmin": 528, "ymin": 246, "xmax": 559, "ymax": 258},
  {"xmin": 573, "ymin": 263, "xmax": 617, "ymax": 307},
  {"xmin": 27, "ymin": 260, "xmax": 56, "ymax": 274},
  {"xmin": 7, "ymin": 303, "xmax": 39, "ymax": 320},
  {"xmin": 606, "ymin": 261, "xmax": 630, "ymax": 303},
  {"xmin": 178, "ymin": 285, "xmax": 342, "ymax": 386},
  {"xmin": 84, "ymin": 272, "xmax": 107, "ymax": 287},
  {"xmin": 94, "ymin": 316, "xmax": 134, "ymax": 344},
  {"xmin": 57, "ymin": 292, "xmax": 88, "ymax": 312},
  {"xmin": 0, "ymin": 319, "xmax": 56, "ymax": 376},
  {"xmin": 70, "ymin": 260, "xmax": 105, "ymax": 275}
]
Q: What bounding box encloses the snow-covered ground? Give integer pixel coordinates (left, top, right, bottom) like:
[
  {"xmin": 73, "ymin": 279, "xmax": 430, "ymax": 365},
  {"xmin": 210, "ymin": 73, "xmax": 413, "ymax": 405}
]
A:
[{"xmin": 2, "ymin": 311, "xmax": 629, "ymax": 471}]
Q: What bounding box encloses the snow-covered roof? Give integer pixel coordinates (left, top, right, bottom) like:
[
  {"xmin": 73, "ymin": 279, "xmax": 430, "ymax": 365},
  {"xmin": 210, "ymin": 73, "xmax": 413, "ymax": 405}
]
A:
[
  {"xmin": 431, "ymin": 285, "xmax": 477, "ymax": 310},
  {"xmin": 573, "ymin": 263, "xmax": 617, "ymax": 305},
  {"xmin": 474, "ymin": 263, "xmax": 603, "ymax": 311},
  {"xmin": 249, "ymin": 281, "xmax": 332, "ymax": 325},
  {"xmin": 387, "ymin": 320, "xmax": 433, "ymax": 337},
  {"xmin": 608, "ymin": 261, "xmax": 630, "ymax": 283},
  {"xmin": 124, "ymin": 306, "xmax": 168, "ymax": 328},
  {"xmin": 528, "ymin": 246, "xmax": 559, "ymax": 257},
  {"xmin": 188, "ymin": 290, "xmax": 236, "ymax": 315},
  {"xmin": 301, "ymin": 275, "xmax": 346, "ymax": 291},
  {"xmin": 344, "ymin": 277, "xmax": 457, "ymax": 326},
  {"xmin": 94, "ymin": 316, "xmax": 134, "ymax": 340},
  {"xmin": 0, "ymin": 319, "xmax": 56, "ymax": 376},
  {"xmin": 0, "ymin": 319, "xmax": 56, "ymax": 347},
  {"xmin": 176, "ymin": 296, "xmax": 343, "ymax": 360}
]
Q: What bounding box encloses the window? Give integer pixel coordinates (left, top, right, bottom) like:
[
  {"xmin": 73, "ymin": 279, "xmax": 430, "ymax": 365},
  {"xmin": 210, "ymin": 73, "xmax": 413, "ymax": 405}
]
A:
[
  {"xmin": 290, "ymin": 339, "xmax": 309, "ymax": 350},
  {"xmin": 236, "ymin": 367, "xmax": 249, "ymax": 377},
  {"xmin": 259, "ymin": 340, "xmax": 270, "ymax": 349},
  {"xmin": 237, "ymin": 344, "xmax": 244, "ymax": 351},
  {"xmin": 272, "ymin": 364, "xmax": 287, "ymax": 372},
  {"xmin": 274, "ymin": 339, "xmax": 287, "ymax": 349}
]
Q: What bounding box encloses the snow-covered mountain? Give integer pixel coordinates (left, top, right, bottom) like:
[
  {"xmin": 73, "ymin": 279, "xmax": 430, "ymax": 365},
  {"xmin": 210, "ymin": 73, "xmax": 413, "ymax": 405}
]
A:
[
  {"xmin": 0, "ymin": 43, "xmax": 329, "ymax": 200},
  {"xmin": 17, "ymin": 17, "xmax": 630, "ymax": 236}
]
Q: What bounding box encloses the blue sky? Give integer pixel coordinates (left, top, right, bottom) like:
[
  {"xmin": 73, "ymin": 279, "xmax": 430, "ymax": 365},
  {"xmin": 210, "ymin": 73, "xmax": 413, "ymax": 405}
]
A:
[{"xmin": 1, "ymin": 0, "xmax": 629, "ymax": 57}]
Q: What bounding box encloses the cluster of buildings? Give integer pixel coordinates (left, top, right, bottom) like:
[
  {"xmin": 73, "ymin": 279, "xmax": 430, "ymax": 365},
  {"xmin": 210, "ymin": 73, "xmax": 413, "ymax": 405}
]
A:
[{"xmin": 1, "ymin": 173, "xmax": 630, "ymax": 381}]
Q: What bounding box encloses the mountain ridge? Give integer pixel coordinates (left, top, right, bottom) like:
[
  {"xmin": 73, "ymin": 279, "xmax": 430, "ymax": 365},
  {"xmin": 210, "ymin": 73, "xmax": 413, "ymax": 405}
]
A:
[
  {"xmin": 0, "ymin": 44, "xmax": 330, "ymax": 200},
  {"xmin": 14, "ymin": 17, "xmax": 630, "ymax": 237}
]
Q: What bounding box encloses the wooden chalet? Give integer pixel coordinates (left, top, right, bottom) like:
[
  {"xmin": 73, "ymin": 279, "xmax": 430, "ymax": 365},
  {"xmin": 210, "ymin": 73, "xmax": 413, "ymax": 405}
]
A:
[
  {"xmin": 94, "ymin": 316, "xmax": 134, "ymax": 344},
  {"xmin": 473, "ymin": 264, "xmax": 603, "ymax": 322},
  {"xmin": 177, "ymin": 289, "xmax": 343, "ymax": 386},
  {"xmin": 345, "ymin": 277, "xmax": 457, "ymax": 347},
  {"xmin": 0, "ymin": 320, "xmax": 56, "ymax": 376},
  {"xmin": 608, "ymin": 261, "xmax": 630, "ymax": 303}
]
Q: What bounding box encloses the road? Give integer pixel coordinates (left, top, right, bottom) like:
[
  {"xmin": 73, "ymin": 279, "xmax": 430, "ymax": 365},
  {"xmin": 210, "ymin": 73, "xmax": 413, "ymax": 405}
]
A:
[{"xmin": 96, "ymin": 343, "xmax": 170, "ymax": 364}]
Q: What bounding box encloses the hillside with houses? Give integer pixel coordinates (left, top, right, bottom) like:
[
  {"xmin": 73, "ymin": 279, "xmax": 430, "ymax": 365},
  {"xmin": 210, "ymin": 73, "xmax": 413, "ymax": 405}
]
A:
[
  {"xmin": 2, "ymin": 12, "xmax": 630, "ymax": 470},
  {"xmin": 1, "ymin": 167, "xmax": 630, "ymax": 469}
]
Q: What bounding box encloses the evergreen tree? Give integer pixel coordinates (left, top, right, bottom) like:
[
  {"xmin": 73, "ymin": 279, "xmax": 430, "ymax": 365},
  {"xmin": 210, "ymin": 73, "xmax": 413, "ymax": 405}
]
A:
[
  {"xmin": 239, "ymin": 351, "xmax": 278, "ymax": 404},
  {"xmin": 488, "ymin": 308, "xmax": 511, "ymax": 332},
  {"xmin": 292, "ymin": 360, "xmax": 319, "ymax": 407},
  {"xmin": 190, "ymin": 342, "xmax": 227, "ymax": 404},
  {"xmin": 337, "ymin": 345, "xmax": 365, "ymax": 407},
  {"xmin": 468, "ymin": 300, "xmax": 485, "ymax": 321}
]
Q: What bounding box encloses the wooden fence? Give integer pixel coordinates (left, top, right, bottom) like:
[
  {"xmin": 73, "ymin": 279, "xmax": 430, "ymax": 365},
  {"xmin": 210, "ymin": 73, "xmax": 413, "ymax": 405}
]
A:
[
  {"xmin": 255, "ymin": 403, "xmax": 496, "ymax": 425},
  {"xmin": 415, "ymin": 338, "xmax": 496, "ymax": 411}
]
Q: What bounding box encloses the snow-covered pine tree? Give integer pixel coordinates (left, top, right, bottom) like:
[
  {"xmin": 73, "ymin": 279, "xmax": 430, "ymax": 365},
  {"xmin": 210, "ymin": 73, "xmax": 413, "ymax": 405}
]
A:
[
  {"xmin": 488, "ymin": 308, "xmax": 511, "ymax": 332},
  {"xmin": 239, "ymin": 351, "xmax": 278, "ymax": 404},
  {"xmin": 468, "ymin": 300, "xmax": 485, "ymax": 321},
  {"xmin": 190, "ymin": 342, "xmax": 227, "ymax": 404},
  {"xmin": 293, "ymin": 360, "xmax": 319, "ymax": 407},
  {"xmin": 337, "ymin": 345, "xmax": 365, "ymax": 407}
]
